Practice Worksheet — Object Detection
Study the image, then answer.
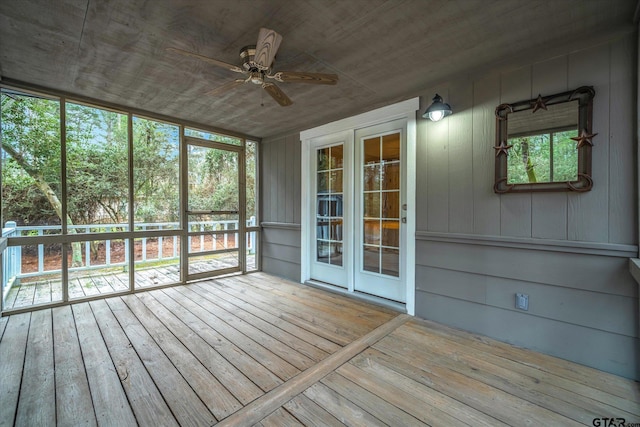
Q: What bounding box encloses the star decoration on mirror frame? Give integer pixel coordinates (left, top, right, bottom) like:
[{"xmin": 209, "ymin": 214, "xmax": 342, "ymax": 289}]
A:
[
  {"xmin": 531, "ymin": 94, "xmax": 548, "ymax": 113},
  {"xmin": 570, "ymin": 129, "xmax": 598, "ymax": 148},
  {"xmin": 493, "ymin": 140, "xmax": 513, "ymax": 157}
]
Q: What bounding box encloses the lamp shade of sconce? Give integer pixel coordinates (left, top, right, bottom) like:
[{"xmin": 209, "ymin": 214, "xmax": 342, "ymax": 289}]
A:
[{"xmin": 422, "ymin": 94, "xmax": 452, "ymax": 121}]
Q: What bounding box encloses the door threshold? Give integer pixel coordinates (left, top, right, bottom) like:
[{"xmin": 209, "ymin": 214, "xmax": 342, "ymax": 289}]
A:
[{"xmin": 304, "ymin": 280, "xmax": 407, "ymax": 313}]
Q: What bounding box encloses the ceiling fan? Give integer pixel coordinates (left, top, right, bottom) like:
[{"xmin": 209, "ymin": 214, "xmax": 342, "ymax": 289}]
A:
[{"xmin": 167, "ymin": 28, "xmax": 338, "ymax": 106}]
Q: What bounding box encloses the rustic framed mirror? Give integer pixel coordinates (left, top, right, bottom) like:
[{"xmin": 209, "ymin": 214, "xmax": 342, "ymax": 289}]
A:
[{"xmin": 494, "ymin": 86, "xmax": 595, "ymax": 193}]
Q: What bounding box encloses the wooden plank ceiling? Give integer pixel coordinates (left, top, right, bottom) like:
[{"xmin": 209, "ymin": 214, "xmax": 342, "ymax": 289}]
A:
[
  {"xmin": 1, "ymin": 273, "xmax": 638, "ymax": 425},
  {"xmin": 0, "ymin": 0, "xmax": 636, "ymax": 138}
]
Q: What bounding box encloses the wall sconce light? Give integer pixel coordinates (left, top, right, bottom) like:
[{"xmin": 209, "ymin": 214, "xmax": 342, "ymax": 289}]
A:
[{"xmin": 422, "ymin": 94, "xmax": 452, "ymax": 121}]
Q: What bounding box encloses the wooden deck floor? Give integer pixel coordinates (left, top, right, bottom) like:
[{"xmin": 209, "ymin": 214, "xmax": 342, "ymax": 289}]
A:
[
  {"xmin": 1, "ymin": 273, "xmax": 638, "ymax": 426},
  {"xmin": 4, "ymin": 255, "xmax": 254, "ymax": 311}
]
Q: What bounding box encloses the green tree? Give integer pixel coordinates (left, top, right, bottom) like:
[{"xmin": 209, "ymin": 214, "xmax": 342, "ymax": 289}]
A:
[
  {"xmin": 1, "ymin": 92, "xmax": 84, "ymax": 265},
  {"xmin": 133, "ymin": 118, "xmax": 179, "ymax": 223}
]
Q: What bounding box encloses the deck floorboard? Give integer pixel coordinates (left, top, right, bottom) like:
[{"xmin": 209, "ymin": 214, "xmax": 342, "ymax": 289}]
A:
[{"xmin": 1, "ymin": 272, "xmax": 638, "ymax": 426}]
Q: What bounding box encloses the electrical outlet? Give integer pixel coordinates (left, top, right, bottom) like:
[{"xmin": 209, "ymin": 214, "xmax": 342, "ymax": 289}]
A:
[{"xmin": 515, "ymin": 293, "xmax": 529, "ymax": 311}]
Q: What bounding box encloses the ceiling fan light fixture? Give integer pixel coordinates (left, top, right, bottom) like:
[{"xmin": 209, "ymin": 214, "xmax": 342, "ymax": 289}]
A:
[
  {"xmin": 423, "ymin": 94, "xmax": 452, "ymax": 121},
  {"xmin": 250, "ymin": 71, "xmax": 263, "ymax": 84}
]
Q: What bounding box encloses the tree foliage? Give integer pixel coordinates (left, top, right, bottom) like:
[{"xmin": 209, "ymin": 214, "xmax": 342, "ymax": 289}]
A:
[
  {"xmin": 1, "ymin": 92, "xmax": 255, "ymax": 235},
  {"xmin": 507, "ymin": 129, "xmax": 578, "ymax": 184}
]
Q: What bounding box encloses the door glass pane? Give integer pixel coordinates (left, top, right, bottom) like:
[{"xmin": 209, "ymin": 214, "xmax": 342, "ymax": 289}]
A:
[
  {"xmin": 189, "ymin": 252, "xmax": 239, "ymax": 274},
  {"xmin": 330, "ymin": 145, "xmax": 343, "ymax": 168},
  {"xmin": 382, "ymin": 163, "xmax": 400, "ymax": 190},
  {"xmin": 363, "ymin": 137, "xmax": 380, "ymax": 164},
  {"xmin": 187, "ymin": 145, "xmax": 239, "ymax": 212},
  {"xmin": 382, "ymin": 192, "xmax": 400, "ymax": 218},
  {"xmin": 317, "ymin": 171, "xmax": 329, "ymax": 193},
  {"xmin": 364, "ymin": 165, "xmax": 380, "ymax": 191},
  {"xmin": 382, "ymin": 133, "xmax": 400, "ymax": 161},
  {"xmin": 330, "ymin": 170, "xmax": 343, "ymax": 192},
  {"xmin": 317, "ymin": 148, "xmax": 330, "ymax": 171},
  {"xmin": 363, "ymin": 245, "xmax": 380, "ymax": 272},
  {"xmin": 316, "ymin": 145, "xmax": 343, "ymax": 266},
  {"xmin": 363, "ymin": 193, "xmax": 380, "ymax": 218},
  {"xmin": 381, "ymin": 221, "xmax": 399, "ymax": 247},
  {"xmin": 381, "ymin": 248, "xmax": 399, "ymax": 277},
  {"xmin": 361, "ymin": 132, "xmax": 401, "ymax": 277},
  {"xmin": 246, "ymin": 231, "xmax": 258, "ymax": 272},
  {"xmin": 363, "ymin": 220, "xmax": 380, "ymax": 245},
  {"xmin": 331, "ymin": 243, "xmax": 343, "ymax": 266}
]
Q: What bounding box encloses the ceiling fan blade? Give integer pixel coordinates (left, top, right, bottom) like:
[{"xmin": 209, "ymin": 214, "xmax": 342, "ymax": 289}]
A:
[
  {"xmin": 254, "ymin": 28, "xmax": 282, "ymax": 69},
  {"xmin": 166, "ymin": 47, "xmax": 245, "ymax": 73},
  {"xmin": 271, "ymin": 71, "xmax": 338, "ymax": 85},
  {"xmin": 206, "ymin": 79, "xmax": 246, "ymax": 96},
  {"xmin": 262, "ymin": 83, "xmax": 293, "ymax": 106}
]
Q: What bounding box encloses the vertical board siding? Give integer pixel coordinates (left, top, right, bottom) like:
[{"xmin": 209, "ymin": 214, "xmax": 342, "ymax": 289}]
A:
[
  {"xmin": 415, "ymin": 34, "xmax": 638, "ymax": 379},
  {"xmin": 261, "ymin": 135, "xmax": 302, "ymax": 224},
  {"xmin": 567, "ymin": 43, "xmax": 611, "ymax": 242},
  {"xmin": 608, "ymin": 35, "xmax": 637, "ymax": 245},
  {"xmin": 448, "ymin": 82, "xmax": 474, "ymax": 234},
  {"xmin": 530, "ymin": 56, "xmax": 569, "ymax": 240},
  {"xmin": 260, "ymin": 135, "xmax": 302, "ymax": 281},
  {"xmin": 471, "ymin": 73, "xmax": 501, "ymax": 235},
  {"xmin": 277, "ymin": 140, "xmax": 287, "ymax": 223},
  {"xmin": 426, "ymin": 87, "xmax": 450, "ymax": 232},
  {"xmin": 268, "ymin": 140, "xmax": 279, "ymax": 222},
  {"xmin": 498, "ymin": 66, "xmax": 533, "ymax": 237},
  {"xmin": 415, "ymin": 113, "xmax": 430, "ymax": 231},
  {"xmin": 417, "ymin": 34, "xmax": 635, "ymax": 245},
  {"xmin": 262, "ymin": 141, "xmax": 272, "ymax": 223}
]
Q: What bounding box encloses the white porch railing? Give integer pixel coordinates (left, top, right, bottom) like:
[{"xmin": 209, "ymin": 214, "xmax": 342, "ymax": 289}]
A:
[{"xmin": 1, "ymin": 217, "xmax": 256, "ymax": 291}]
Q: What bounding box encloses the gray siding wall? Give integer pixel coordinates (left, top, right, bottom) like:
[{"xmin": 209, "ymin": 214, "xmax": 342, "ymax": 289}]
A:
[
  {"xmin": 260, "ymin": 134, "xmax": 301, "ymax": 281},
  {"xmin": 260, "ymin": 33, "xmax": 639, "ymax": 378},
  {"xmin": 415, "ymin": 33, "xmax": 638, "ymax": 379}
]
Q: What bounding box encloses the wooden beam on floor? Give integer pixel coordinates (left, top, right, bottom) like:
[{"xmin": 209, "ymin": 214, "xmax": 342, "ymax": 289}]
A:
[{"xmin": 215, "ymin": 313, "xmax": 411, "ymax": 427}]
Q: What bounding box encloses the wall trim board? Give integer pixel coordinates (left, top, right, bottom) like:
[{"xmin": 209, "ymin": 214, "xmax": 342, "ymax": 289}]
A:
[
  {"xmin": 261, "ymin": 222, "xmax": 301, "ymax": 230},
  {"xmin": 630, "ymin": 258, "xmax": 640, "ymax": 284},
  {"xmin": 416, "ymin": 231, "xmax": 638, "ymax": 258}
]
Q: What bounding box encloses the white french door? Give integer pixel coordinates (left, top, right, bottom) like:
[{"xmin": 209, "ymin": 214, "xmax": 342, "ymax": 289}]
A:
[
  {"xmin": 301, "ymin": 97, "xmax": 418, "ymax": 310},
  {"xmin": 307, "ymin": 121, "xmax": 406, "ymax": 303},
  {"xmin": 354, "ymin": 120, "xmax": 406, "ymax": 302}
]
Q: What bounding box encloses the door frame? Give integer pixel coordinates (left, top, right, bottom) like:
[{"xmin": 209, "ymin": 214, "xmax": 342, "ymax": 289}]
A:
[
  {"xmin": 182, "ymin": 136, "xmax": 246, "ymax": 281},
  {"xmin": 301, "ymin": 98, "xmax": 419, "ymax": 315}
]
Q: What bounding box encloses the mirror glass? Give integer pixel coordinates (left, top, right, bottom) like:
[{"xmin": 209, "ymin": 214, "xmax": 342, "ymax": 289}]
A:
[
  {"xmin": 494, "ymin": 86, "xmax": 595, "ymax": 193},
  {"xmin": 506, "ymin": 101, "xmax": 578, "ymax": 184}
]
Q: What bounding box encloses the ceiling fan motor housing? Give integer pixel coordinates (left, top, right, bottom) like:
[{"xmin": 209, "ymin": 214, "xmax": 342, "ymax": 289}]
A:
[{"xmin": 240, "ymin": 45, "xmax": 272, "ymax": 71}]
